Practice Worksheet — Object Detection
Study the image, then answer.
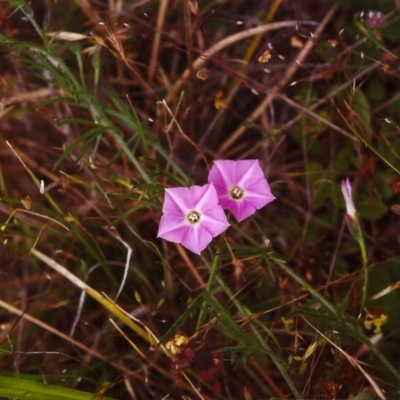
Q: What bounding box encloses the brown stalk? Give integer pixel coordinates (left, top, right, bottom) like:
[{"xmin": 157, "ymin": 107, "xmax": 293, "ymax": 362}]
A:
[
  {"xmin": 214, "ymin": 0, "xmax": 283, "ymax": 134},
  {"xmin": 217, "ymin": 3, "xmax": 339, "ymax": 155},
  {"xmin": 148, "ymin": 0, "xmax": 169, "ymax": 80},
  {"xmin": 74, "ymin": 0, "xmax": 102, "ymax": 24},
  {"xmin": 166, "ymin": 20, "xmax": 318, "ymax": 102}
]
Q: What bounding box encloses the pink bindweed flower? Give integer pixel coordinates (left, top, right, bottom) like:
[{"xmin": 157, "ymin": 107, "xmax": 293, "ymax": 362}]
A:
[
  {"xmin": 208, "ymin": 159, "xmax": 275, "ymax": 222},
  {"xmin": 157, "ymin": 184, "xmax": 230, "ymax": 254},
  {"xmin": 341, "ymin": 178, "xmax": 356, "ymax": 219}
]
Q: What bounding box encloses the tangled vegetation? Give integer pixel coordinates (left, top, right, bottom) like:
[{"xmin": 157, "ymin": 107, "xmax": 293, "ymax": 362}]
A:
[{"xmin": 1, "ymin": 0, "xmax": 400, "ymax": 398}]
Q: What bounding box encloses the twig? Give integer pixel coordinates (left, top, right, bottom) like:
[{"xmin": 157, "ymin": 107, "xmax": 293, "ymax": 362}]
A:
[
  {"xmin": 148, "ymin": 0, "xmax": 169, "ymax": 80},
  {"xmin": 167, "ymin": 20, "xmax": 318, "ymax": 102},
  {"xmin": 217, "ymin": 3, "xmax": 339, "ymax": 155}
]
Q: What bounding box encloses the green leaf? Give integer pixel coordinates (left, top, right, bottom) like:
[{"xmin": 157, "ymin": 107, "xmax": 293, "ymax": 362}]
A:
[{"xmin": 358, "ymin": 195, "xmax": 388, "ymax": 220}]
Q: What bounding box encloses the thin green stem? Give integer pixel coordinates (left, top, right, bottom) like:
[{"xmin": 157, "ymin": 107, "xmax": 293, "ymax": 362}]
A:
[
  {"xmin": 196, "ymin": 254, "xmax": 220, "ymax": 331},
  {"xmin": 201, "ymin": 254, "xmax": 302, "ymax": 399},
  {"xmin": 358, "ymin": 234, "xmax": 369, "ymax": 316},
  {"xmin": 337, "ymin": 107, "xmax": 400, "ymax": 175}
]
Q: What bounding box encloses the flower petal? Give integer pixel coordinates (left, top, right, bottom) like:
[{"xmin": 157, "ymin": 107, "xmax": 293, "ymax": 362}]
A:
[
  {"xmin": 190, "ymin": 184, "xmax": 218, "ymax": 212},
  {"xmin": 208, "ymin": 159, "xmax": 275, "ymax": 221},
  {"xmin": 162, "ymin": 187, "xmax": 190, "ymax": 215},
  {"xmin": 341, "ymin": 178, "xmax": 356, "ymax": 218},
  {"xmin": 180, "ymin": 223, "xmax": 214, "ymax": 254},
  {"xmin": 201, "ymin": 205, "xmax": 231, "ymax": 236},
  {"xmin": 157, "ymin": 213, "xmax": 188, "ymax": 240}
]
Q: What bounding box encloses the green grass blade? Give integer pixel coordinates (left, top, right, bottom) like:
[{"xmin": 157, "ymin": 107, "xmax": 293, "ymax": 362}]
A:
[{"xmin": 0, "ymin": 375, "xmax": 115, "ymax": 400}]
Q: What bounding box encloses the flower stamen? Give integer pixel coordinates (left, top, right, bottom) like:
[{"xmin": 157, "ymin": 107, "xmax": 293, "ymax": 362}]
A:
[
  {"xmin": 187, "ymin": 210, "xmax": 201, "ymax": 224},
  {"xmin": 230, "ymin": 186, "xmax": 244, "ymax": 200}
]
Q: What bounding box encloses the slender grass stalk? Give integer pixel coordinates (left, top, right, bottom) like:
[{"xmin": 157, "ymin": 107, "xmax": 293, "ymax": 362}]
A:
[
  {"xmin": 30, "ymin": 248, "xmax": 171, "ymax": 356},
  {"xmin": 196, "ymin": 254, "xmax": 220, "ymax": 331},
  {"xmin": 336, "ymin": 107, "xmax": 400, "ymax": 175},
  {"xmin": 200, "ymin": 254, "xmax": 302, "ymax": 399},
  {"xmin": 358, "ymin": 232, "xmax": 369, "ymax": 316}
]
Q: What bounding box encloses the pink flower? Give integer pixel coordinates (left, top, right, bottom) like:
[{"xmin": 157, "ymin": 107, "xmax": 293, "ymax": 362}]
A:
[
  {"xmin": 157, "ymin": 184, "xmax": 230, "ymax": 254},
  {"xmin": 341, "ymin": 178, "xmax": 362, "ymax": 239},
  {"xmin": 341, "ymin": 178, "xmax": 356, "ymax": 219},
  {"xmin": 208, "ymin": 160, "xmax": 275, "ymax": 222}
]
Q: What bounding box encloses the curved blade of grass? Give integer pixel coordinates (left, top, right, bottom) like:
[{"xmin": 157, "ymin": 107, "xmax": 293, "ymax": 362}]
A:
[
  {"xmin": 6, "ymin": 141, "xmax": 63, "ymax": 215},
  {"xmin": 336, "ymin": 106, "xmax": 400, "ymax": 175},
  {"xmin": 159, "ymin": 293, "xmax": 210, "ymax": 345},
  {"xmin": 273, "ymin": 255, "xmax": 400, "ymax": 385},
  {"xmin": 354, "ymin": 17, "xmax": 398, "ymax": 60},
  {"xmin": 109, "ymin": 129, "xmax": 152, "ymax": 183},
  {"xmin": 213, "ymin": 274, "xmax": 301, "ymax": 399},
  {"xmin": 30, "ymin": 248, "xmax": 170, "ymax": 355},
  {"xmin": 341, "ymin": 318, "xmax": 400, "ymax": 386},
  {"xmin": 0, "ymin": 374, "xmax": 115, "ymax": 400},
  {"xmin": 53, "ymin": 124, "xmax": 111, "ymax": 169},
  {"xmin": 304, "ymin": 319, "xmax": 385, "ymax": 399},
  {"xmin": 272, "ymin": 256, "xmax": 341, "ymax": 319},
  {"xmin": 196, "ymin": 254, "xmax": 220, "ymax": 331}
]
